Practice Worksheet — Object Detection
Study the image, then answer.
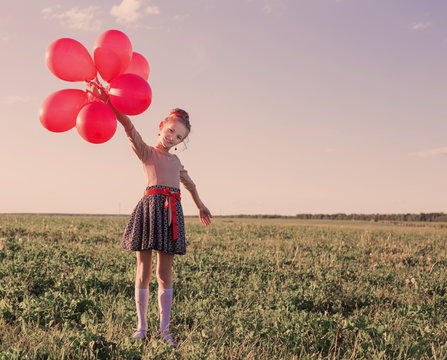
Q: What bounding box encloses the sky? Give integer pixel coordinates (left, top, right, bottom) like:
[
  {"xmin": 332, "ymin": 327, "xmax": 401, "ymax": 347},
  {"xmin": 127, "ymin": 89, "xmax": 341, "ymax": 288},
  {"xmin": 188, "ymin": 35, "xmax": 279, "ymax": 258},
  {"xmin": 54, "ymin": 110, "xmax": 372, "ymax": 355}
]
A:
[{"xmin": 1, "ymin": 0, "xmax": 447, "ymax": 216}]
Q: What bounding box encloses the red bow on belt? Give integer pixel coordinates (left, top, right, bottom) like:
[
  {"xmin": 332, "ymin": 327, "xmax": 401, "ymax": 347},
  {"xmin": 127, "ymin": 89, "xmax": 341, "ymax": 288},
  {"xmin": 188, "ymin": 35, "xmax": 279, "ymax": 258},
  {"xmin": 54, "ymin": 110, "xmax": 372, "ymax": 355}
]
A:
[{"xmin": 144, "ymin": 189, "xmax": 181, "ymax": 240}]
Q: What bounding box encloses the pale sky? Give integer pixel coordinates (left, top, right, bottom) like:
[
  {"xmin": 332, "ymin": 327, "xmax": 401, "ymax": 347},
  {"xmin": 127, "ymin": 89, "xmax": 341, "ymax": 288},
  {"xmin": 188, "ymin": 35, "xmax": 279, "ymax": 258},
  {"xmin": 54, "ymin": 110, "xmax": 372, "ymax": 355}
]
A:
[{"xmin": 1, "ymin": 0, "xmax": 447, "ymax": 216}]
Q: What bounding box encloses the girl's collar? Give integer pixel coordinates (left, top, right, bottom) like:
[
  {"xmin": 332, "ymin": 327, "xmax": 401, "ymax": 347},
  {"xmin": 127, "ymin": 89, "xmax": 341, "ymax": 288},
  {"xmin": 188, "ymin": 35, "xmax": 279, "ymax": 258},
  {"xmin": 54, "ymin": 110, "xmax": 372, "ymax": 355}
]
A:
[{"xmin": 153, "ymin": 145, "xmax": 176, "ymax": 157}]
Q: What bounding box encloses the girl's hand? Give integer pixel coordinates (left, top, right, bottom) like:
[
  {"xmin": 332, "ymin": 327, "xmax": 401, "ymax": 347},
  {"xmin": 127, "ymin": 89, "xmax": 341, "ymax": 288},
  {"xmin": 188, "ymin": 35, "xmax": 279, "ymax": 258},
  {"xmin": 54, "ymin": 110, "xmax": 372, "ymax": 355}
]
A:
[
  {"xmin": 85, "ymin": 80, "xmax": 109, "ymax": 103},
  {"xmin": 199, "ymin": 206, "xmax": 212, "ymax": 226},
  {"xmin": 86, "ymin": 79, "xmax": 132, "ymax": 129}
]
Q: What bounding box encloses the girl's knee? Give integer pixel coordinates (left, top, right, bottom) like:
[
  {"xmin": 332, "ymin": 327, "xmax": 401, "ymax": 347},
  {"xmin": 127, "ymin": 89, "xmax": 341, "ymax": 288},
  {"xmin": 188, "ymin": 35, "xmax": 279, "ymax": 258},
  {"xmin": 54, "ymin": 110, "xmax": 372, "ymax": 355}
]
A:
[
  {"xmin": 135, "ymin": 251, "xmax": 153, "ymax": 287},
  {"xmin": 156, "ymin": 252, "xmax": 174, "ymax": 288},
  {"xmin": 156, "ymin": 270, "xmax": 172, "ymax": 289},
  {"xmin": 136, "ymin": 268, "xmax": 151, "ymax": 287},
  {"xmin": 136, "ymin": 265, "xmax": 151, "ymax": 280}
]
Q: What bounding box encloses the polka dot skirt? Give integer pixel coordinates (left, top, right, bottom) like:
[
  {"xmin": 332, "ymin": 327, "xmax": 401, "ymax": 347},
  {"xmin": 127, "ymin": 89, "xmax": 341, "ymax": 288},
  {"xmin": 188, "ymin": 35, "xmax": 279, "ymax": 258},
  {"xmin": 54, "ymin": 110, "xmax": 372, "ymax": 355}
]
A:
[{"xmin": 121, "ymin": 185, "xmax": 186, "ymax": 255}]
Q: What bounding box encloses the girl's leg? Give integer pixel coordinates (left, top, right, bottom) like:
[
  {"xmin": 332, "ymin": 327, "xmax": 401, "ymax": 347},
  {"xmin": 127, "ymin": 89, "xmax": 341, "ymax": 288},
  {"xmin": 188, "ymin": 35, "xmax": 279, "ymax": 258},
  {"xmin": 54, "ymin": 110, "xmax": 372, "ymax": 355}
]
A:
[
  {"xmin": 136, "ymin": 249, "xmax": 153, "ymax": 288},
  {"xmin": 156, "ymin": 251, "xmax": 177, "ymax": 347},
  {"xmin": 156, "ymin": 251, "xmax": 174, "ymax": 289},
  {"xmin": 133, "ymin": 250, "xmax": 152, "ymax": 339}
]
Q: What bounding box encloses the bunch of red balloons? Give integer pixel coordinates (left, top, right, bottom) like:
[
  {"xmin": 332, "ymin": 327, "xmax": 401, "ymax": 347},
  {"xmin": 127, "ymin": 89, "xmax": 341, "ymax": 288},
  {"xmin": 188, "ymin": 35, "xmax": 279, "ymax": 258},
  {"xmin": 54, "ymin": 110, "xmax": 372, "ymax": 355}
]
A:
[{"xmin": 39, "ymin": 29, "xmax": 152, "ymax": 144}]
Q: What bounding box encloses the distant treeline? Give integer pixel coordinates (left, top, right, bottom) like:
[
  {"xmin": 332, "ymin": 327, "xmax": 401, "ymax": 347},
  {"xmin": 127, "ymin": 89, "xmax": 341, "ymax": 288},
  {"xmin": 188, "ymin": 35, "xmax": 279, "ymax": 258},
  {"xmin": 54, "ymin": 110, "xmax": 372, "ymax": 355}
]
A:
[
  {"xmin": 295, "ymin": 213, "xmax": 447, "ymax": 222},
  {"xmin": 227, "ymin": 213, "xmax": 447, "ymax": 222}
]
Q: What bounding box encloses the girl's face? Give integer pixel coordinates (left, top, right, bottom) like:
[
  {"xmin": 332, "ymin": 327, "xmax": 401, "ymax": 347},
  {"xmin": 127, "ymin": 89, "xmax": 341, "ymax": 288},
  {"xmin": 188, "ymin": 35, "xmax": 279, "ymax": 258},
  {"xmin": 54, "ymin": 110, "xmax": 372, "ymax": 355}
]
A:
[{"xmin": 158, "ymin": 118, "xmax": 189, "ymax": 150}]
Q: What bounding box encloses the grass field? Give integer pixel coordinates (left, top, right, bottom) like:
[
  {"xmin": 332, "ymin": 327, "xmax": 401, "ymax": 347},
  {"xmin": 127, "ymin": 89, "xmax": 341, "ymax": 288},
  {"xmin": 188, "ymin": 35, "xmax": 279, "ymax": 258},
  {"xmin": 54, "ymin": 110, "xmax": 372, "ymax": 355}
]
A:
[{"xmin": 0, "ymin": 214, "xmax": 446, "ymax": 359}]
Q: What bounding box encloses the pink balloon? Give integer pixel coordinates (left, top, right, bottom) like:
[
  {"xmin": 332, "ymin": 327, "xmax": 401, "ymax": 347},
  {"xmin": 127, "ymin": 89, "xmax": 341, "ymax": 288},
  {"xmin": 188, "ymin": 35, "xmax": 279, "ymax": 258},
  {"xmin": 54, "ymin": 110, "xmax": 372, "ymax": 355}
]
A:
[
  {"xmin": 109, "ymin": 73, "xmax": 152, "ymax": 115},
  {"xmin": 93, "ymin": 30, "xmax": 132, "ymax": 82},
  {"xmin": 124, "ymin": 52, "xmax": 150, "ymax": 80},
  {"xmin": 40, "ymin": 89, "xmax": 88, "ymax": 132},
  {"xmin": 76, "ymin": 102, "xmax": 117, "ymax": 144},
  {"xmin": 46, "ymin": 38, "xmax": 97, "ymax": 82}
]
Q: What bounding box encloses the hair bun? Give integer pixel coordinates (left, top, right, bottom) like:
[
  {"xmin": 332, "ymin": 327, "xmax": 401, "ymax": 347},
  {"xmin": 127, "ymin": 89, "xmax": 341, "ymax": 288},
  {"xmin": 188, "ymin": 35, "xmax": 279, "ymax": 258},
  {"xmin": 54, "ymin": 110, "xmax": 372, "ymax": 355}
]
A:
[{"xmin": 169, "ymin": 109, "xmax": 189, "ymax": 121}]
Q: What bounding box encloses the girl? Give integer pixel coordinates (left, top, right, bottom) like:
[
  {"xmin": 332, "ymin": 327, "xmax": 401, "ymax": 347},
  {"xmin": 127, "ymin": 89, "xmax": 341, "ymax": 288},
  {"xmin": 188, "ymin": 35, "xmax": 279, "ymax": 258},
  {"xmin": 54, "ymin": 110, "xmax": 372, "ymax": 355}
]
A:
[{"xmin": 88, "ymin": 82, "xmax": 212, "ymax": 347}]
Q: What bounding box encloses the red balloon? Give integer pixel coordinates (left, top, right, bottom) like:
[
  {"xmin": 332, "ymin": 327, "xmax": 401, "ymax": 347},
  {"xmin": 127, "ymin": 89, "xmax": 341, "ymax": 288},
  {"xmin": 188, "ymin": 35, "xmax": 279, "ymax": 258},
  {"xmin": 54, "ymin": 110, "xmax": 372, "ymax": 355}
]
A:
[
  {"xmin": 124, "ymin": 52, "xmax": 150, "ymax": 80},
  {"xmin": 93, "ymin": 30, "xmax": 132, "ymax": 82},
  {"xmin": 76, "ymin": 102, "xmax": 117, "ymax": 144},
  {"xmin": 40, "ymin": 89, "xmax": 88, "ymax": 132},
  {"xmin": 108, "ymin": 73, "xmax": 152, "ymax": 115},
  {"xmin": 46, "ymin": 38, "xmax": 96, "ymax": 82}
]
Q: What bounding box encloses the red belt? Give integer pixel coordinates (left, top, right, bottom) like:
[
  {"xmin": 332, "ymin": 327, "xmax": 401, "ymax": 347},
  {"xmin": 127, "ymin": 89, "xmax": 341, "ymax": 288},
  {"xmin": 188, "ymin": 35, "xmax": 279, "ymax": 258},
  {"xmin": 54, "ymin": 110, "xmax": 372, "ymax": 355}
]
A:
[{"xmin": 144, "ymin": 189, "xmax": 181, "ymax": 240}]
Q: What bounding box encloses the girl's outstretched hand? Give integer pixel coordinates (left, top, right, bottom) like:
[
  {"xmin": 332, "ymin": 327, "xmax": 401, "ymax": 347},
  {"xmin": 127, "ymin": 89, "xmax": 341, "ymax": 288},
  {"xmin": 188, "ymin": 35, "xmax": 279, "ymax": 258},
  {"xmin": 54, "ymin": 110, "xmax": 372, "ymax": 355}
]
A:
[
  {"xmin": 85, "ymin": 79, "xmax": 131, "ymax": 128},
  {"xmin": 199, "ymin": 206, "xmax": 212, "ymax": 226},
  {"xmin": 85, "ymin": 80, "xmax": 109, "ymax": 103}
]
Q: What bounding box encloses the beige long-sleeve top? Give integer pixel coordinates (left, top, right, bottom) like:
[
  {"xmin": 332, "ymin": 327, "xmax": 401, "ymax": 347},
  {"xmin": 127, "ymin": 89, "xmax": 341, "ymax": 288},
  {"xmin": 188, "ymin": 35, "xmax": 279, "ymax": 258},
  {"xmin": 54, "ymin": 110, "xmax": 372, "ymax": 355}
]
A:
[{"xmin": 125, "ymin": 124, "xmax": 196, "ymax": 192}]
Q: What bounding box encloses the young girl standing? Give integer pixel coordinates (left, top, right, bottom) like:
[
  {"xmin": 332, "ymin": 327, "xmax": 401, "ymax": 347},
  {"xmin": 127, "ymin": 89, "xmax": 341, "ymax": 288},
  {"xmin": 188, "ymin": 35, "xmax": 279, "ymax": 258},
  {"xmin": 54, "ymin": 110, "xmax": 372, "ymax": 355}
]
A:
[
  {"xmin": 88, "ymin": 82, "xmax": 212, "ymax": 347},
  {"xmin": 120, "ymin": 107, "xmax": 211, "ymax": 347}
]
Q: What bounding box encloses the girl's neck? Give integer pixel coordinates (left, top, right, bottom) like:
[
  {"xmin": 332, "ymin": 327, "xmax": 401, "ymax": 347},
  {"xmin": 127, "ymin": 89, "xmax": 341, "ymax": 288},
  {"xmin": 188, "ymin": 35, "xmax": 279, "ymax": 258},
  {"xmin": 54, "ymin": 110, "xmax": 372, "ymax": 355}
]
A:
[{"xmin": 155, "ymin": 142, "xmax": 171, "ymax": 153}]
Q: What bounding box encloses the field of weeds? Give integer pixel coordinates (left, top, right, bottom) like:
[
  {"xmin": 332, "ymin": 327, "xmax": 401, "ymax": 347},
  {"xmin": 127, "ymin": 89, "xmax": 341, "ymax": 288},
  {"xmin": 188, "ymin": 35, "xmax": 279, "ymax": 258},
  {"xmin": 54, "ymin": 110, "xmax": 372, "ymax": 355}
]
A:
[{"xmin": 0, "ymin": 214, "xmax": 446, "ymax": 359}]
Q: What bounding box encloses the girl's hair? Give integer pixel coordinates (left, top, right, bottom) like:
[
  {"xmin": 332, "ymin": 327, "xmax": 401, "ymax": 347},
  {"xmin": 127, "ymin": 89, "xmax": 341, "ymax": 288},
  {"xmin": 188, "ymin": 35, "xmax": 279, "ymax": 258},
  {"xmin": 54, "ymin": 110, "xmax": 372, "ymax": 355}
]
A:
[{"xmin": 165, "ymin": 108, "xmax": 191, "ymax": 132}]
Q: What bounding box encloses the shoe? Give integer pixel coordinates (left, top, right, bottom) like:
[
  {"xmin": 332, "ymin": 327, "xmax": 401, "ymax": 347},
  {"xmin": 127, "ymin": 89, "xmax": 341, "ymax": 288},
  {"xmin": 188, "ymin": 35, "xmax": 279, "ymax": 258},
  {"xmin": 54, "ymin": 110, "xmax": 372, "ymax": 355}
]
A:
[
  {"xmin": 158, "ymin": 329, "xmax": 178, "ymax": 348},
  {"xmin": 132, "ymin": 329, "xmax": 148, "ymax": 339}
]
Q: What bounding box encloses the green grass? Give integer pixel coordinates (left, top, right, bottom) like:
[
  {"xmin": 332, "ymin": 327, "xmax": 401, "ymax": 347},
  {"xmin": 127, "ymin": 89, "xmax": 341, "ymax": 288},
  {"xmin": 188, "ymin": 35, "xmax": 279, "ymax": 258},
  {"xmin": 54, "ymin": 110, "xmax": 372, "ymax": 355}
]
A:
[{"xmin": 0, "ymin": 215, "xmax": 446, "ymax": 359}]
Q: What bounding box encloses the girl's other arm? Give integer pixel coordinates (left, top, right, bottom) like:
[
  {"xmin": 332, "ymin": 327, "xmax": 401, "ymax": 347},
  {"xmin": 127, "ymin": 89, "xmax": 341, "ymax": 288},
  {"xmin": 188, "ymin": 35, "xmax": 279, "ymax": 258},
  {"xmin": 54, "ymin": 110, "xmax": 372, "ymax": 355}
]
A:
[
  {"xmin": 189, "ymin": 187, "xmax": 212, "ymax": 226},
  {"xmin": 180, "ymin": 168, "xmax": 212, "ymax": 226}
]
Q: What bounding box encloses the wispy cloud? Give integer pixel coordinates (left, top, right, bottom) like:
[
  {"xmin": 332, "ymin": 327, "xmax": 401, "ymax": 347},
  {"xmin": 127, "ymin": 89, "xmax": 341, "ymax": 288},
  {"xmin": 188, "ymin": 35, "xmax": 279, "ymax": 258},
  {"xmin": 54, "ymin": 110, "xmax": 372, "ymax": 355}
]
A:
[
  {"xmin": 413, "ymin": 146, "xmax": 447, "ymax": 158},
  {"xmin": 110, "ymin": 0, "xmax": 160, "ymax": 25},
  {"xmin": 41, "ymin": 5, "xmax": 102, "ymax": 31},
  {"xmin": 262, "ymin": 0, "xmax": 285, "ymax": 14},
  {"xmin": 411, "ymin": 21, "xmax": 432, "ymax": 31},
  {"xmin": 1, "ymin": 96, "xmax": 32, "ymax": 105},
  {"xmin": 173, "ymin": 14, "xmax": 189, "ymax": 21},
  {"xmin": 263, "ymin": 4, "xmax": 273, "ymax": 14},
  {"xmin": 146, "ymin": 6, "xmax": 160, "ymax": 16}
]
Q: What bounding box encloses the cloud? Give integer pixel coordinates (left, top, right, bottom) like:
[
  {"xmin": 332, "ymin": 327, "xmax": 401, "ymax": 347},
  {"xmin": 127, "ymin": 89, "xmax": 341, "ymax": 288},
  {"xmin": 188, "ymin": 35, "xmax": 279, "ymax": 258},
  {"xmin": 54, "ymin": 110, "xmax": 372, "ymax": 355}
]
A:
[
  {"xmin": 146, "ymin": 6, "xmax": 160, "ymax": 15},
  {"xmin": 41, "ymin": 5, "xmax": 102, "ymax": 31},
  {"xmin": 413, "ymin": 147, "xmax": 447, "ymax": 158},
  {"xmin": 110, "ymin": 0, "xmax": 160, "ymax": 24},
  {"xmin": 412, "ymin": 22, "xmax": 432, "ymax": 31},
  {"xmin": 1, "ymin": 96, "xmax": 32, "ymax": 105},
  {"xmin": 173, "ymin": 14, "xmax": 189, "ymax": 21},
  {"xmin": 263, "ymin": 4, "xmax": 273, "ymax": 13},
  {"xmin": 262, "ymin": 0, "xmax": 285, "ymax": 14}
]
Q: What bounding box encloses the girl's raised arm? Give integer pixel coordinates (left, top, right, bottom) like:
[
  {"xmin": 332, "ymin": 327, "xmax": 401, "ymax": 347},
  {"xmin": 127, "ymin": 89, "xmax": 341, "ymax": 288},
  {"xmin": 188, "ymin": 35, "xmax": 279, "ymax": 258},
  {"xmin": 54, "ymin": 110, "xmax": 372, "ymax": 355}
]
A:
[
  {"xmin": 113, "ymin": 110, "xmax": 133, "ymax": 131},
  {"xmin": 85, "ymin": 80, "xmax": 133, "ymax": 130}
]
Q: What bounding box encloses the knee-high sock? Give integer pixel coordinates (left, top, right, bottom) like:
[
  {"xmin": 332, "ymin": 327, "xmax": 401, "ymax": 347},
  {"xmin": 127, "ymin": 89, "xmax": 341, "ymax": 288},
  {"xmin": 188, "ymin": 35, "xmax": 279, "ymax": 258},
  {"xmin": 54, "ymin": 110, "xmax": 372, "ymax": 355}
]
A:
[
  {"xmin": 158, "ymin": 288, "xmax": 173, "ymax": 333},
  {"xmin": 135, "ymin": 287, "xmax": 149, "ymax": 331}
]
